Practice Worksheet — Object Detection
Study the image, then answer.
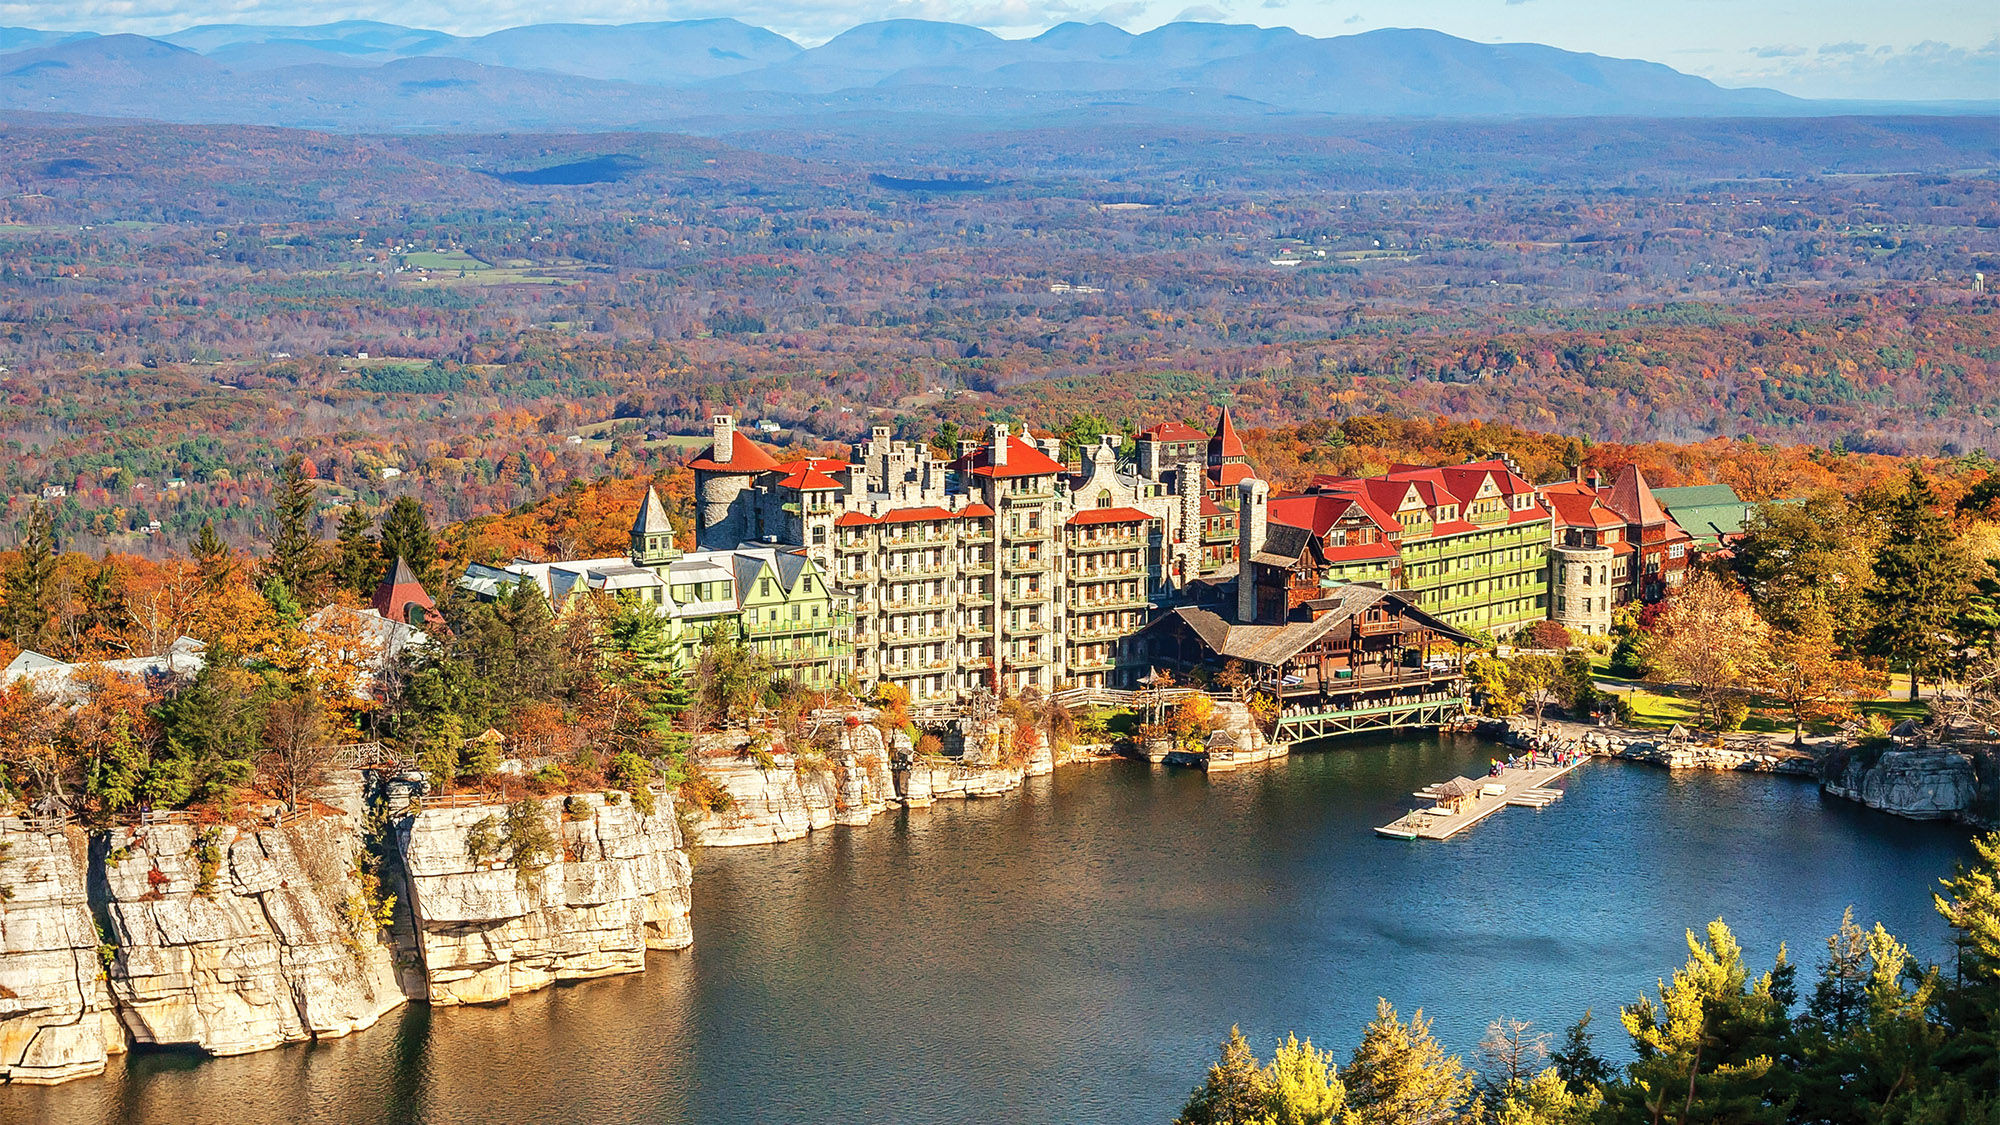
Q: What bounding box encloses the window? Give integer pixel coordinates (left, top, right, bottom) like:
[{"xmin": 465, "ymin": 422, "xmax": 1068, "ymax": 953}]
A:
[{"xmin": 760, "ymin": 578, "xmax": 772, "ymax": 596}]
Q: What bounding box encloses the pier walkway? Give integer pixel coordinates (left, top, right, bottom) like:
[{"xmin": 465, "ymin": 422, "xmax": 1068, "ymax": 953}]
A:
[{"xmin": 1374, "ymin": 752, "xmax": 1591, "ymax": 840}]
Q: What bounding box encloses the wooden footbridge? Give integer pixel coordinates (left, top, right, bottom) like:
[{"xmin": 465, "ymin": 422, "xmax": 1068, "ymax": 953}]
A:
[{"xmin": 1375, "ymin": 751, "xmax": 1591, "ymax": 841}]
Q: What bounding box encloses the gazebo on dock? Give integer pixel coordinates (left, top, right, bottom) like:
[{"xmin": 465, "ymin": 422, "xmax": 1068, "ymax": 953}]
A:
[{"xmin": 1433, "ymin": 777, "xmax": 1481, "ymax": 814}]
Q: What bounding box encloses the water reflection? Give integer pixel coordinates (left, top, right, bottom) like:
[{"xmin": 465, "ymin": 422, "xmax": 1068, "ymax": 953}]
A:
[{"xmin": 11, "ymin": 737, "xmax": 1972, "ymax": 1125}]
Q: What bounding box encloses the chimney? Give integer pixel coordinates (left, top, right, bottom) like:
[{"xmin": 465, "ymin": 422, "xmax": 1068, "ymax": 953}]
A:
[
  {"xmin": 1237, "ymin": 478, "xmax": 1268, "ymax": 625},
  {"xmin": 711, "ymin": 413, "xmax": 735, "ymax": 464},
  {"xmin": 990, "ymin": 423, "xmax": 1009, "ymax": 466},
  {"xmin": 1101, "ymin": 433, "xmax": 1122, "ymax": 457},
  {"xmin": 958, "ymin": 439, "xmax": 979, "ymax": 459}
]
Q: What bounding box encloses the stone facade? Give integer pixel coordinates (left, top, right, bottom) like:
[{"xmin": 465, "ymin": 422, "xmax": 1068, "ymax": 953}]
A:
[{"xmin": 1550, "ymin": 543, "xmax": 1615, "ymax": 637}]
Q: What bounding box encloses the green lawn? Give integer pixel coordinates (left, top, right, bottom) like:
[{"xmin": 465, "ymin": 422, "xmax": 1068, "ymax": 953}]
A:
[
  {"xmin": 1597, "ymin": 676, "xmax": 1928, "ymax": 737},
  {"xmin": 401, "ymin": 249, "xmax": 489, "ymax": 271}
]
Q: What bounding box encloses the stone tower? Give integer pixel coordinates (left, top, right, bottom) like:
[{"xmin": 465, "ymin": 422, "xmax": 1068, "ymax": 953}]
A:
[{"xmin": 1236, "ymin": 478, "xmax": 1268, "ymax": 624}]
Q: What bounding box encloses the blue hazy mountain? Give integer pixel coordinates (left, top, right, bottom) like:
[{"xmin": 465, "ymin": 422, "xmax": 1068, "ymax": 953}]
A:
[{"xmin": 0, "ymin": 18, "xmax": 1825, "ymax": 130}]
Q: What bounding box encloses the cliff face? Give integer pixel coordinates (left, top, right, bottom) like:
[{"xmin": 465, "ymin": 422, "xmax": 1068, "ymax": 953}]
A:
[
  {"xmin": 0, "ymin": 827, "xmax": 121, "ymax": 1084},
  {"xmin": 696, "ymin": 726, "xmax": 903, "ymax": 845},
  {"xmin": 96, "ymin": 818, "xmax": 407, "ymax": 1057},
  {"xmin": 394, "ymin": 789, "xmax": 692, "ymax": 1006},
  {"xmin": 1825, "ymin": 749, "xmax": 1982, "ymax": 821}
]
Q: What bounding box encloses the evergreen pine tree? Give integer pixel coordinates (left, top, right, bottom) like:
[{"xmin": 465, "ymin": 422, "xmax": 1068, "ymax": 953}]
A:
[
  {"xmin": 1863, "ymin": 468, "xmax": 1974, "ymax": 700},
  {"xmin": 1262, "ymin": 1034, "xmax": 1345, "ymax": 1125},
  {"xmin": 1606, "ymin": 921, "xmax": 1790, "ymax": 1125},
  {"xmin": 379, "ymin": 495, "xmax": 436, "ymax": 588},
  {"xmin": 1343, "ymin": 999, "xmax": 1477, "ymax": 1125},
  {"xmin": 80, "ymin": 556, "xmax": 132, "ymax": 654},
  {"xmin": 84, "ymin": 711, "xmax": 148, "ymax": 816},
  {"xmin": 1935, "ymin": 832, "xmax": 2000, "ymax": 1092},
  {"xmin": 1548, "ymin": 1011, "xmax": 1612, "ymax": 1095},
  {"xmin": 264, "ymin": 454, "xmax": 325, "ymax": 601},
  {"xmin": 3, "ymin": 501, "xmax": 58, "ymax": 652},
  {"xmin": 192, "ymin": 519, "xmax": 233, "ymax": 593},
  {"xmin": 1175, "ymin": 1026, "xmax": 1269, "ymax": 1125},
  {"xmin": 333, "ymin": 505, "xmax": 381, "ymax": 597}
]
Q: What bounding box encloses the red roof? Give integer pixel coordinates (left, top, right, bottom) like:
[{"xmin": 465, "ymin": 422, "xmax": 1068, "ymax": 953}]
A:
[
  {"xmin": 877, "ymin": 506, "xmax": 959, "ymax": 524},
  {"xmin": 1199, "ymin": 496, "xmax": 1223, "ymax": 517},
  {"xmin": 952, "ymin": 435, "xmax": 1067, "ymax": 479},
  {"xmin": 958, "ymin": 503, "xmax": 995, "ymax": 518},
  {"xmin": 1209, "ymin": 462, "xmax": 1255, "ymax": 488},
  {"xmin": 1067, "ymin": 506, "xmax": 1157, "ymax": 527},
  {"xmin": 1542, "ymin": 487, "xmax": 1623, "ymax": 529},
  {"xmin": 1268, "ymin": 494, "xmax": 1354, "ymax": 536},
  {"xmin": 1604, "ymin": 464, "xmax": 1671, "ymax": 527},
  {"xmin": 1211, "ymin": 407, "xmax": 1247, "ymax": 458},
  {"xmin": 689, "ymin": 433, "xmax": 782, "ymax": 474},
  {"xmin": 1138, "ymin": 421, "xmax": 1207, "ymax": 442},
  {"xmin": 776, "ymin": 458, "xmax": 845, "ymax": 490},
  {"xmin": 834, "ymin": 511, "xmax": 876, "ymax": 527},
  {"xmin": 1321, "ymin": 541, "xmax": 1401, "ymax": 562}
]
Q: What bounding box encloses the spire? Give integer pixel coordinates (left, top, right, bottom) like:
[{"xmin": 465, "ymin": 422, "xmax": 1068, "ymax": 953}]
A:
[
  {"xmin": 630, "ymin": 485, "xmax": 679, "ymax": 567},
  {"xmin": 1605, "ymin": 464, "xmax": 1669, "ymax": 527},
  {"xmin": 371, "ymin": 555, "xmax": 436, "ymax": 627},
  {"xmin": 632, "ymin": 485, "xmax": 672, "ymax": 538},
  {"xmin": 1212, "ymin": 406, "xmax": 1246, "ymax": 460}
]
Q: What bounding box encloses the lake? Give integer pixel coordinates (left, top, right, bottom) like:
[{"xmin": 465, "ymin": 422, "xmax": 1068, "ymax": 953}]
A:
[{"xmin": 12, "ymin": 734, "xmax": 1973, "ymax": 1125}]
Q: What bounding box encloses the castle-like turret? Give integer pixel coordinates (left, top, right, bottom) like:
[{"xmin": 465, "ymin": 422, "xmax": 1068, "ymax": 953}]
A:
[{"xmin": 631, "ymin": 485, "xmax": 679, "ymax": 568}]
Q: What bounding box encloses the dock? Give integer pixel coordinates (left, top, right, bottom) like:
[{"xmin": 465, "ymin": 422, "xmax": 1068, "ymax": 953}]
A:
[{"xmin": 1375, "ymin": 753, "xmax": 1591, "ymax": 840}]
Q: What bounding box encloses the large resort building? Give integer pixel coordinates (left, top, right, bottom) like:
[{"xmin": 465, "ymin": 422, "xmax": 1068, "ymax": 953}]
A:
[{"xmin": 458, "ymin": 405, "xmax": 1713, "ymax": 705}]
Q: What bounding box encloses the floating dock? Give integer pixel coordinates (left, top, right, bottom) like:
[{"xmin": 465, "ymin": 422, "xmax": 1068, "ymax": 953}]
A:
[{"xmin": 1375, "ymin": 755, "xmax": 1591, "ymax": 840}]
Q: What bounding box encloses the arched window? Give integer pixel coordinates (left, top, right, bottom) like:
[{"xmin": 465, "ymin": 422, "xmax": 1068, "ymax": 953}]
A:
[{"xmin": 1097, "ymin": 489, "xmax": 1112, "ymax": 509}]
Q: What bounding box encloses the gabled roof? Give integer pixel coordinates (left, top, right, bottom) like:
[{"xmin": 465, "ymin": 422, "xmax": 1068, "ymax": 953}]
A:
[
  {"xmin": 1137, "ymin": 421, "xmax": 1208, "ymax": 442},
  {"xmin": 1067, "ymin": 506, "xmax": 1157, "ymax": 527},
  {"xmin": 1604, "ymin": 464, "xmax": 1671, "ymax": 527},
  {"xmin": 952, "ymin": 435, "xmax": 1068, "ymax": 479},
  {"xmin": 774, "ymin": 457, "xmax": 848, "ymax": 490},
  {"xmin": 631, "ymin": 486, "xmax": 673, "ymax": 537},
  {"xmin": 1211, "ymin": 407, "xmax": 1247, "ymax": 458},
  {"xmin": 834, "ymin": 511, "xmax": 877, "ymax": 527},
  {"xmin": 689, "ymin": 433, "xmax": 782, "ymax": 474},
  {"xmin": 958, "ymin": 502, "xmax": 995, "ymax": 518}
]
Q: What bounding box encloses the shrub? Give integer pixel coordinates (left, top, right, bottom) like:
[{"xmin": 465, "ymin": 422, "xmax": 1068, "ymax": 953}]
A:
[{"xmin": 562, "ymin": 794, "xmax": 593, "ymax": 821}]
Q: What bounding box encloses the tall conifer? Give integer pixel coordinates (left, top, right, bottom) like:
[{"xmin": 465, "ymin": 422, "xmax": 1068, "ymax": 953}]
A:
[{"xmin": 1864, "ymin": 468, "xmax": 1974, "ymax": 699}]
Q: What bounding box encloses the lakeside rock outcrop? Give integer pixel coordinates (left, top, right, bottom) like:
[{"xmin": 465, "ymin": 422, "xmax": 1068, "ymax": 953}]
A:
[
  {"xmin": 96, "ymin": 818, "xmax": 407, "ymax": 1058},
  {"xmin": 395, "ymin": 790, "xmax": 693, "ymax": 1006},
  {"xmin": 1, "ymin": 781, "xmax": 698, "ymax": 1084},
  {"xmin": 1823, "ymin": 748, "xmax": 1985, "ymax": 822},
  {"xmin": 692, "ymin": 718, "xmax": 1071, "ymax": 844},
  {"xmin": 0, "ymin": 826, "xmax": 121, "ymax": 1085}
]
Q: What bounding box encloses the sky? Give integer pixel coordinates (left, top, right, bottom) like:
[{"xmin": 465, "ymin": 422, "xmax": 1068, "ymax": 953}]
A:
[{"xmin": 3, "ymin": 0, "xmax": 1995, "ymax": 101}]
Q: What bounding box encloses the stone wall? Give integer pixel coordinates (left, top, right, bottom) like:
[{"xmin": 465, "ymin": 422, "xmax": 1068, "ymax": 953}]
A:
[{"xmin": 394, "ymin": 789, "xmax": 693, "ymax": 1006}]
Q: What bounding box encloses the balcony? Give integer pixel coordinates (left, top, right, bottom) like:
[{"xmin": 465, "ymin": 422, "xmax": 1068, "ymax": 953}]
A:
[
  {"xmin": 1007, "ymin": 651, "xmax": 1055, "ymax": 667},
  {"xmin": 961, "ymin": 526, "xmax": 994, "ymax": 543},
  {"xmin": 1004, "ymin": 620, "xmax": 1055, "ymax": 637},
  {"xmin": 1069, "ymin": 535, "xmax": 1141, "ymax": 552},
  {"xmin": 1071, "ymin": 593, "xmax": 1148, "ymax": 611},
  {"xmin": 880, "ymin": 562, "xmax": 954, "ymax": 580},
  {"xmin": 1069, "ymin": 565, "xmax": 1145, "ymax": 580},
  {"xmin": 960, "ymin": 589, "xmax": 995, "ymax": 607},
  {"xmin": 1004, "ymin": 555, "xmax": 1054, "ymax": 572},
  {"xmin": 961, "ymin": 558, "xmax": 995, "ymax": 575},
  {"xmin": 1006, "ymin": 525, "xmax": 1053, "ymax": 541},
  {"xmin": 879, "ymin": 596, "xmax": 947, "ymax": 612},
  {"xmin": 1068, "ymin": 652, "xmax": 1116, "ymax": 672},
  {"xmin": 882, "ymin": 657, "xmax": 956, "ymax": 676},
  {"xmin": 741, "ymin": 612, "xmax": 853, "ymax": 637}
]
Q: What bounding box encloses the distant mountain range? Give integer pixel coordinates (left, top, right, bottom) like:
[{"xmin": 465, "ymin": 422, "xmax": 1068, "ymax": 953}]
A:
[{"xmin": 0, "ymin": 17, "xmax": 1954, "ymax": 132}]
